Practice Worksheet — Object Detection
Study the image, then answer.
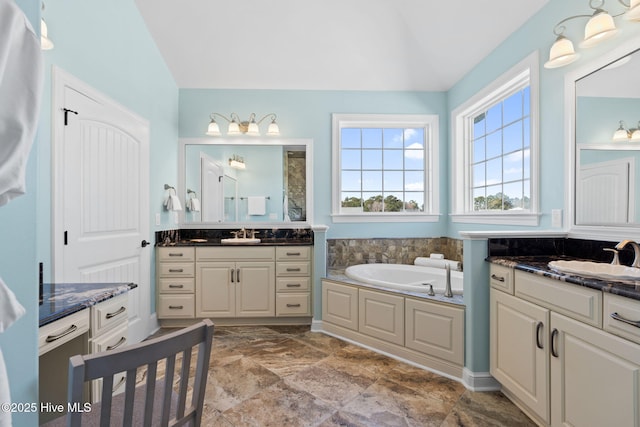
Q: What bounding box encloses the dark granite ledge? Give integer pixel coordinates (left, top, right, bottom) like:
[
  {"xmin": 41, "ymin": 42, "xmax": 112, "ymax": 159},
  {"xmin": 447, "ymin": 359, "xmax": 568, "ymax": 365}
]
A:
[
  {"xmin": 155, "ymin": 228, "xmax": 314, "ymax": 247},
  {"xmin": 487, "ymin": 256, "xmax": 640, "ymax": 301}
]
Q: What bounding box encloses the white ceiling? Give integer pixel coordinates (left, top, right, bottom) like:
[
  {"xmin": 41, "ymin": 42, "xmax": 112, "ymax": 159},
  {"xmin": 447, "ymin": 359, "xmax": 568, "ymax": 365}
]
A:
[{"xmin": 134, "ymin": 0, "xmax": 549, "ymax": 91}]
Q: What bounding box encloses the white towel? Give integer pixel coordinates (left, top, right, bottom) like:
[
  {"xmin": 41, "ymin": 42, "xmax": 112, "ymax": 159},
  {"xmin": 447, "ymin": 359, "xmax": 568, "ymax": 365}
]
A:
[
  {"xmin": 164, "ymin": 189, "xmax": 183, "ymax": 211},
  {"xmin": 248, "ymin": 196, "xmax": 266, "ymax": 215},
  {"xmin": 0, "ymin": 277, "xmax": 25, "ymax": 334},
  {"xmin": 0, "ymin": 0, "xmax": 44, "ymax": 207},
  {"xmin": 187, "ymin": 198, "xmax": 200, "ymax": 212},
  {"xmin": 414, "ymin": 257, "xmax": 462, "ymax": 271}
]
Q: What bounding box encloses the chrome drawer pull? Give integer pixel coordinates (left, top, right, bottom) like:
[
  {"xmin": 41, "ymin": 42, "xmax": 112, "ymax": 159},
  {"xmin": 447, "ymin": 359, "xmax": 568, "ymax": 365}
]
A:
[
  {"xmin": 286, "ymin": 268, "xmax": 301, "ymax": 272},
  {"xmin": 169, "ymin": 284, "xmax": 184, "ymax": 288},
  {"xmin": 550, "ymin": 328, "xmax": 559, "ymax": 358},
  {"xmin": 286, "ymin": 283, "xmax": 302, "ymax": 288},
  {"xmin": 286, "ymin": 252, "xmax": 301, "ymax": 256},
  {"xmin": 106, "ymin": 306, "xmax": 126, "ymax": 319},
  {"xmin": 611, "ymin": 312, "xmax": 640, "ymax": 328},
  {"xmin": 169, "ymin": 305, "xmax": 184, "ymax": 310},
  {"xmin": 45, "ymin": 324, "xmax": 78, "ymax": 342},
  {"xmin": 168, "ymin": 253, "xmax": 183, "ymax": 257},
  {"xmin": 106, "ymin": 336, "xmax": 127, "ymax": 351},
  {"xmin": 168, "ymin": 268, "xmax": 184, "ymax": 273},
  {"xmin": 491, "ymin": 274, "xmax": 505, "ymax": 282},
  {"xmin": 286, "ymin": 304, "xmax": 301, "ymax": 308}
]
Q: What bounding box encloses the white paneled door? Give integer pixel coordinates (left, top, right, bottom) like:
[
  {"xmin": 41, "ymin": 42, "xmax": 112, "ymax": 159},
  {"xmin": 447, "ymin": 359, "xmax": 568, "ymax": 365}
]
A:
[{"xmin": 52, "ymin": 68, "xmax": 151, "ymax": 344}]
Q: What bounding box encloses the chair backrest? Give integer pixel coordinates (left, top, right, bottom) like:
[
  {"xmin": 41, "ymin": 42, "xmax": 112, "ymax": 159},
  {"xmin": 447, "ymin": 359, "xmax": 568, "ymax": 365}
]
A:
[{"xmin": 67, "ymin": 319, "xmax": 214, "ymax": 427}]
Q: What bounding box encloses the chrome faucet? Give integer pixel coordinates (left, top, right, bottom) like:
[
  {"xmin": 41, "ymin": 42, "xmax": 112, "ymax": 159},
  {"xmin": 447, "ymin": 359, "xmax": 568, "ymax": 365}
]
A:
[
  {"xmin": 444, "ymin": 263, "xmax": 453, "ymax": 297},
  {"xmin": 614, "ymin": 240, "xmax": 640, "ymax": 268}
]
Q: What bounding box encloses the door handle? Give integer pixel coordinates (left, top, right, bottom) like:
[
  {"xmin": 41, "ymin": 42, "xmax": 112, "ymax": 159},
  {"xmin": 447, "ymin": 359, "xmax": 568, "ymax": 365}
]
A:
[
  {"xmin": 550, "ymin": 328, "xmax": 559, "ymax": 358},
  {"xmin": 536, "ymin": 322, "xmax": 544, "ymax": 349},
  {"xmin": 141, "ymin": 240, "xmax": 150, "ymax": 248}
]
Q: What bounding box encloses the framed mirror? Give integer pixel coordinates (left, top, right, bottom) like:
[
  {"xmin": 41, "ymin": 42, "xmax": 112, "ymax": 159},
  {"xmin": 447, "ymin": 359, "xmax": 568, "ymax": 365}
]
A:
[
  {"xmin": 178, "ymin": 138, "xmax": 313, "ymax": 227},
  {"xmin": 567, "ymin": 37, "xmax": 640, "ymax": 239}
]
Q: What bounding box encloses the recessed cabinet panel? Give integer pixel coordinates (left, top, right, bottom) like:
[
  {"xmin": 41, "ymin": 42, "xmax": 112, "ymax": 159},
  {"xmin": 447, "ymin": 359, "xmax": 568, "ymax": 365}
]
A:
[
  {"xmin": 235, "ymin": 262, "xmax": 275, "ymax": 317},
  {"xmin": 322, "ymin": 280, "xmax": 358, "ymax": 331},
  {"xmin": 196, "ymin": 262, "xmax": 235, "ymax": 317},
  {"xmin": 358, "ymin": 289, "xmax": 404, "ymax": 346},
  {"xmin": 405, "ymin": 299, "xmax": 464, "ymax": 365}
]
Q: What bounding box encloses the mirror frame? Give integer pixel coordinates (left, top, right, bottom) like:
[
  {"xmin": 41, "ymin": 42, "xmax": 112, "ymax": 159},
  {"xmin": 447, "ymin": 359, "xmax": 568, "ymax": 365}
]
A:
[
  {"xmin": 178, "ymin": 137, "xmax": 314, "ymax": 228},
  {"xmin": 565, "ymin": 37, "xmax": 640, "ymax": 240}
]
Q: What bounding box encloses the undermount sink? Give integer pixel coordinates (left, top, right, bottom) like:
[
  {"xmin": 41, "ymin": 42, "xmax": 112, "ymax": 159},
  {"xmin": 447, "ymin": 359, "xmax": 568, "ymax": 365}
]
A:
[
  {"xmin": 221, "ymin": 238, "xmax": 261, "ymax": 245},
  {"xmin": 548, "ymin": 260, "xmax": 640, "ymax": 281}
]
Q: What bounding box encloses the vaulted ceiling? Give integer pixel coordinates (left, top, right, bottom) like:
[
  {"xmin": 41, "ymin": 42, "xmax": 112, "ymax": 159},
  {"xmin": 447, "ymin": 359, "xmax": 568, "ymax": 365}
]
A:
[{"xmin": 135, "ymin": 0, "xmax": 549, "ymax": 91}]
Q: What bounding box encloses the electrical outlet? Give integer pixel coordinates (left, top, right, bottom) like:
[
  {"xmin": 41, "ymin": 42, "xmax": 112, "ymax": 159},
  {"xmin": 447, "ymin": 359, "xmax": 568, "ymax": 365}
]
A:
[
  {"xmin": 155, "ymin": 213, "xmax": 161, "ymax": 226},
  {"xmin": 552, "ymin": 209, "xmax": 562, "ymax": 228}
]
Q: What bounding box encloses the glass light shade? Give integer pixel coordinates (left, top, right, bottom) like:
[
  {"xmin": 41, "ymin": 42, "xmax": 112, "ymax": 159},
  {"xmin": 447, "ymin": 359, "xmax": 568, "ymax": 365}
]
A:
[
  {"xmin": 206, "ymin": 120, "xmax": 221, "ymax": 136},
  {"xmin": 266, "ymin": 121, "xmax": 280, "ymax": 136},
  {"xmin": 544, "ymin": 36, "xmax": 580, "ymax": 69},
  {"xmin": 612, "ymin": 122, "xmax": 629, "ymax": 142},
  {"xmin": 229, "ymin": 159, "xmax": 246, "ymax": 170},
  {"xmin": 246, "ymin": 121, "xmax": 260, "ymax": 136},
  {"xmin": 626, "ymin": 0, "xmax": 640, "ymax": 21},
  {"xmin": 227, "ymin": 121, "xmax": 241, "ymax": 135},
  {"xmin": 581, "ymin": 11, "xmax": 619, "ymax": 48},
  {"xmin": 630, "ymin": 128, "xmax": 640, "ymax": 142},
  {"xmin": 41, "ymin": 19, "xmax": 54, "ymax": 50}
]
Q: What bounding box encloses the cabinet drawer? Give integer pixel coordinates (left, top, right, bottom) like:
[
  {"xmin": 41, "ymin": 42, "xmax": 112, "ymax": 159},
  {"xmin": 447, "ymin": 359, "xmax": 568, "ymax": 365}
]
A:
[
  {"xmin": 158, "ymin": 262, "xmax": 195, "ymax": 278},
  {"xmin": 90, "ymin": 324, "xmax": 128, "ymax": 403},
  {"xmin": 515, "ymin": 270, "xmax": 602, "ymax": 327},
  {"xmin": 276, "ymin": 293, "xmax": 311, "ymax": 316},
  {"xmin": 158, "ymin": 278, "xmax": 195, "ymax": 293},
  {"xmin": 276, "ymin": 277, "xmax": 310, "ymax": 292},
  {"xmin": 489, "ymin": 264, "xmax": 514, "ymax": 294},
  {"xmin": 92, "ymin": 293, "xmax": 128, "ymax": 337},
  {"xmin": 197, "ymin": 246, "xmax": 274, "ymax": 261},
  {"xmin": 157, "ymin": 247, "xmax": 195, "ymax": 262},
  {"xmin": 39, "ymin": 309, "xmax": 90, "ymax": 355},
  {"xmin": 158, "ymin": 295, "xmax": 195, "ymax": 318},
  {"xmin": 604, "ymin": 293, "xmax": 640, "ymax": 345},
  {"xmin": 276, "ymin": 262, "xmax": 310, "ymax": 277},
  {"xmin": 276, "ymin": 246, "xmax": 311, "ymax": 261}
]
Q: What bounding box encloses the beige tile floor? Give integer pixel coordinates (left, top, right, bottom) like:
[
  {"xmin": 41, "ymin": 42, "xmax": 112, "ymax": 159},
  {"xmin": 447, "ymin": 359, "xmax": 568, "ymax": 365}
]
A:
[{"xmin": 155, "ymin": 325, "xmax": 535, "ymax": 427}]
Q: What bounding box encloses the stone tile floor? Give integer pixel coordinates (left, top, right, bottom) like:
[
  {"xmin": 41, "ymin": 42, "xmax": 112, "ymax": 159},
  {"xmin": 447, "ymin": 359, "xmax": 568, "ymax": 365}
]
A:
[{"xmin": 154, "ymin": 325, "xmax": 535, "ymax": 427}]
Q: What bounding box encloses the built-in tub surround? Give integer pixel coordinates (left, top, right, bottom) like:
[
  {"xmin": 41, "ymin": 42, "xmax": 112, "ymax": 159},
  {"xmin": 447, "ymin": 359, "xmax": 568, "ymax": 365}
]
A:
[
  {"xmin": 155, "ymin": 228, "xmax": 314, "ymax": 246},
  {"xmin": 327, "ymin": 237, "xmax": 462, "ymax": 269}
]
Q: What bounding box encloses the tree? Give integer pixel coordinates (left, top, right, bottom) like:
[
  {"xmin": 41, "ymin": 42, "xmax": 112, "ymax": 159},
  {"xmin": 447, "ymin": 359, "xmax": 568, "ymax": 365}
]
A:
[{"xmin": 342, "ymin": 196, "xmax": 363, "ymax": 207}]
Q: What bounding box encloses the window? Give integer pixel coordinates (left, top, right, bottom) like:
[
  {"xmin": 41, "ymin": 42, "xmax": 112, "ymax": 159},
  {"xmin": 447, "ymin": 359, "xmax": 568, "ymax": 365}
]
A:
[
  {"xmin": 451, "ymin": 52, "xmax": 539, "ymax": 226},
  {"xmin": 332, "ymin": 114, "xmax": 439, "ymax": 223}
]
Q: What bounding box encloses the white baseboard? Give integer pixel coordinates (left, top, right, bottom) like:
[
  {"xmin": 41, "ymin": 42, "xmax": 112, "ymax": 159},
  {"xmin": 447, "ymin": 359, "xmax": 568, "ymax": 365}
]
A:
[
  {"xmin": 310, "ymin": 319, "xmax": 324, "ymax": 332},
  {"xmin": 462, "ymin": 368, "xmax": 501, "ymax": 391}
]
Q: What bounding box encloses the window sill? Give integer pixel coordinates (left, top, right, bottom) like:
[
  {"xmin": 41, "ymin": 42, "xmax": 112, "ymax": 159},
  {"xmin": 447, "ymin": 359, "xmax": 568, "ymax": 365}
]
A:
[
  {"xmin": 450, "ymin": 212, "xmax": 540, "ymax": 226},
  {"xmin": 332, "ymin": 213, "xmax": 441, "ymax": 223}
]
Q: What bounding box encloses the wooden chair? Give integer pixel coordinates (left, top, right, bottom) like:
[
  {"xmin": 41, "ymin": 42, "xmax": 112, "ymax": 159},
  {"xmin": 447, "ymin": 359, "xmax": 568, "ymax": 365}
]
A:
[{"xmin": 47, "ymin": 319, "xmax": 214, "ymax": 427}]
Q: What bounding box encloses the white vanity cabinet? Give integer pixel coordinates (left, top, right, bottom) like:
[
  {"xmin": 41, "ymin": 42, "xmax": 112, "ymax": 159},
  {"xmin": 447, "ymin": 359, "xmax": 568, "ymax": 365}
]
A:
[
  {"xmin": 490, "ymin": 265, "xmax": 640, "ymax": 427},
  {"xmin": 322, "ymin": 278, "xmax": 465, "ymax": 379},
  {"xmin": 195, "ymin": 247, "xmax": 275, "ymax": 317},
  {"xmin": 276, "ymin": 246, "xmax": 312, "ymax": 316},
  {"xmin": 156, "ymin": 247, "xmax": 195, "ymax": 319}
]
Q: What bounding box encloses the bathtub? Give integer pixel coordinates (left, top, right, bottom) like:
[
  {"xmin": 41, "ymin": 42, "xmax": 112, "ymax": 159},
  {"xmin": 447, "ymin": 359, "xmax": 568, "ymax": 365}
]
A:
[{"xmin": 344, "ymin": 263, "xmax": 463, "ymax": 295}]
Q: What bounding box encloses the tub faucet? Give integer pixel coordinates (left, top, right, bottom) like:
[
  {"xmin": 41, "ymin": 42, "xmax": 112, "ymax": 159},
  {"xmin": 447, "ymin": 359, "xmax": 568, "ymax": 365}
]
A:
[
  {"xmin": 444, "ymin": 263, "xmax": 453, "ymax": 297},
  {"xmin": 615, "ymin": 239, "xmax": 640, "ymax": 268}
]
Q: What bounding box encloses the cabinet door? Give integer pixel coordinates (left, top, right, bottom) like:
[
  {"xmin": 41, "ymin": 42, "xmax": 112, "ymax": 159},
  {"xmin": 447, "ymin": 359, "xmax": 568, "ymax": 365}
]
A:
[
  {"xmin": 490, "ymin": 289, "xmax": 550, "ymax": 423},
  {"xmin": 359, "ymin": 289, "xmax": 404, "ymax": 346},
  {"xmin": 236, "ymin": 262, "xmax": 275, "ymax": 317},
  {"xmin": 322, "ymin": 280, "xmax": 358, "ymax": 331},
  {"xmin": 196, "ymin": 262, "xmax": 235, "ymax": 317},
  {"xmin": 550, "ymin": 312, "xmax": 640, "ymax": 427}
]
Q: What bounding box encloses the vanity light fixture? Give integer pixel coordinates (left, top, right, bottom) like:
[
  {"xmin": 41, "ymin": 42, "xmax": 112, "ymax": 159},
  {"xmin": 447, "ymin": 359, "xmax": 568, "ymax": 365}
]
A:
[
  {"xmin": 544, "ymin": 0, "xmax": 638, "ymax": 69},
  {"xmin": 612, "ymin": 120, "xmax": 631, "ymax": 141},
  {"xmin": 630, "ymin": 121, "xmax": 640, "ymax": 142},
  {"xmin": 229, "ymin": 155, "xmax": 246, "ymax": 170},
  {"xmin": 206, "ymin": 113, "xmax": 280, "ymax": 137},
  {"xmin": 41, "ymin": 3, "xmax": 54, "ymax": 50}
]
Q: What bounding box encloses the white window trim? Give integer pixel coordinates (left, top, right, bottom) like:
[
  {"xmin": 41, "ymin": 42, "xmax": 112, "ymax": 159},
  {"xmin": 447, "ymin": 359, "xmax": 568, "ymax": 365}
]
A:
[
  {"xmin": 451, "ymin": 51, "xmax": 540, "ymax": 226},
  {"xmin": 331, "ymin": 113, "xmax": 440, "ymax": 223}
]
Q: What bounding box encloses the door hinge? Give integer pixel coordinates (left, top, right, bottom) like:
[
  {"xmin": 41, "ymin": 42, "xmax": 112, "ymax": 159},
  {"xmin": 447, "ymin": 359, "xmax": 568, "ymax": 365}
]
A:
[
  {"xmin": 64, "ymin": 231, "xmax": 68, "ymax": 245},
  {"xmin": 63, "ymin": 108, "xmax": 78, "ymax": 126}
]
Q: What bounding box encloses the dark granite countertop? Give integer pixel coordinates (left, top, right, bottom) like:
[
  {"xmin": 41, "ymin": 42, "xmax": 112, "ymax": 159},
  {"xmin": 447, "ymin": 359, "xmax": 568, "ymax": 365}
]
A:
[
  {"xmin": 155, "ymin": 228, "xmax": 314, "ymax": 247},
  {"xmin": 157, "ymin": 238, "xmax": 313, "ymax": 247},
  {"xmin": 39, "ymin": 282, "xmax": 137, "ymax": 327},
  {"xmin": 487, "ymin": 256, "xmax": 640, "ymax": 301}
]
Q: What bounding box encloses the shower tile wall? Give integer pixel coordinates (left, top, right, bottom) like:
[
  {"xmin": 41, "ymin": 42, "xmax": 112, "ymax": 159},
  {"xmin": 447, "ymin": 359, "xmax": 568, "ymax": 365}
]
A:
[{"xmin": 327, "ymin": 237, "xmax": 463, "ymax": 269}]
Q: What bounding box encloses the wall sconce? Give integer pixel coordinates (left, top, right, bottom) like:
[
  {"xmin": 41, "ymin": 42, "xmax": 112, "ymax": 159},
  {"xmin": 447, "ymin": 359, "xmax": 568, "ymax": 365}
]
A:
[
  {"xmin": 612, "ymin": 120, "xmax": 640, "ymax": 141},
  {"xmin": 630, "ymin": 121, "xmax": 640, "ymax": 141},
  {"xmin": 229, "ymin": 155, "xmax": 246, "ymax": 170},
  {"xmin": 206, "ymin": 113, "xmax": 280, "ymax": 137},
  {"xmin": 544, "ymin": 0, "xmax": 638, "ymax": 69},
  {"xmin": 41, "ymin": 3, "xmax": 54, "ymax": 50}
]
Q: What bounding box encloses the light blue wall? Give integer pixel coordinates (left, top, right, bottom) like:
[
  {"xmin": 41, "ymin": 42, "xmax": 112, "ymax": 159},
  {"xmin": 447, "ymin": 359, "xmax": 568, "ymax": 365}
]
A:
[
  {"xmin": 0, "ymin": 1, "xmax": 179, "ymax": 423},
  {"xmin": 179, "ymin": 89, "xmax": 450, "ymax": 238}
]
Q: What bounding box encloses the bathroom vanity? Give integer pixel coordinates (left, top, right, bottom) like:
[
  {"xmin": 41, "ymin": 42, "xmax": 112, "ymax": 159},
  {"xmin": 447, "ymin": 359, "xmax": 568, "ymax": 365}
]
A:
[
  {"xmin": 155, "ymin": 228, "xmax": 314, "ymax": 326},
  {"xmin": 488, "ymin": 257, "xmax": 640, "ymax": 427}
]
